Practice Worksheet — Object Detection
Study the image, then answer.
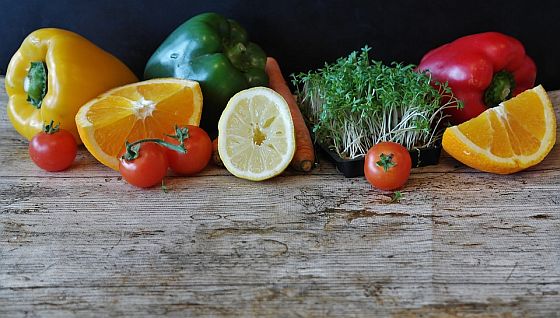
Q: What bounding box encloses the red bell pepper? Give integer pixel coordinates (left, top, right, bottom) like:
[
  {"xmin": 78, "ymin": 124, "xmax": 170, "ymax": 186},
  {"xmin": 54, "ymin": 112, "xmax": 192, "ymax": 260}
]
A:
[{"xmin": 418, "ymin": 32, "xmax": 537, "ymax": 124}]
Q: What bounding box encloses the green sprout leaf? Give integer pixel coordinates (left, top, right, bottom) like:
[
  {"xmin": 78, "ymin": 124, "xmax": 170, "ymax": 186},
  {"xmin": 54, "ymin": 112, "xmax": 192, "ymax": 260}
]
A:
[
  {"xmin": 390, "ymin": 191, "xmax": 403, "ymax": 203},
  {"xmin": 161, "ymin": 179, "xmax": 168, "ymax": 193},
  {"xmin": 292, "ymin": 46, "xmax": 461, "ymax": 159}
]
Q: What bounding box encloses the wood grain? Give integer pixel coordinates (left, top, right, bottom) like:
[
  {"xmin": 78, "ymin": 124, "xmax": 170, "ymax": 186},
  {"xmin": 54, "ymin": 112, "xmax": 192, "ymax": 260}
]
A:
[{"xmin": 1, "ymin": 77, "xmax": 560, "ymax": 317}]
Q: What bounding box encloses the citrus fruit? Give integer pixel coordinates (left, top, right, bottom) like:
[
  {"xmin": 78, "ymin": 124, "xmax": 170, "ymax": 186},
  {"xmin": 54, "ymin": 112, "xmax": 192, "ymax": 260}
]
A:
[
  {"xmin": 218, "ymin": 87, "xmax": 295, "ymax": 181},
  {"xmin": 76, "ymin": 78, "xmax": 203, "ymax": 170},
  {"xmin": 442, "ymin": 85, "xmax": 556, "ymax": 174}
]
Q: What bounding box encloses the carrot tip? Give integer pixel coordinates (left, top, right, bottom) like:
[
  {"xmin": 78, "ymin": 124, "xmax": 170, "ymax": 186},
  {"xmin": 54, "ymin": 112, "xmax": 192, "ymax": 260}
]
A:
[{"xmin": 292, "ymin": 160, "xmax": 313, "ymax": 172}]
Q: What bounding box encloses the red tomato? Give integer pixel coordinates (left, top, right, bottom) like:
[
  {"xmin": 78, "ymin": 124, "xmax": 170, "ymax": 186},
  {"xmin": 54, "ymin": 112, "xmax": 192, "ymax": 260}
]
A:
[
  {"xmin": 164, "ymin": 125, "xmax": 212, "ymax": 176},
  {"xmin": 119, "ymin": 143, "xmax": 168, "ymax": 188},
  {"xmin": 364, "ymin": 142, "xmax": 411, "ymax": 191},
  {"xmin": 29, "ymin": 129, "xmax": 77, "ymax": 172}
]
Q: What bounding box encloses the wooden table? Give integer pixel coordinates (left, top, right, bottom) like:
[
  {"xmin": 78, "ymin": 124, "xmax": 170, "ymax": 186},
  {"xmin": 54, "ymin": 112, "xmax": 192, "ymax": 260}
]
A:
[{"xmin": 1, "ymin": 76, "xmax": 559, "ymax": 317}]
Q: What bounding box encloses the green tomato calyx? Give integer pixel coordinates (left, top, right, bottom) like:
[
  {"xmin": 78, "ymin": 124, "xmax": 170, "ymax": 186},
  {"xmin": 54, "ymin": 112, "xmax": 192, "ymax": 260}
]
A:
[{"xmin": 376, "ymin": 153, "xmax": 396, "ymax": 172}]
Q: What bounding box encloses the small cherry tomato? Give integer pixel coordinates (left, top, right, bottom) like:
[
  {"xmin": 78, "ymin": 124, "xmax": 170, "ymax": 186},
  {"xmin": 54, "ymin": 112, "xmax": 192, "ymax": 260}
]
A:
[
  {"xmin": 119, "ymin": 143, "xmax": 168, "ymax": 188},
  {"xmin": 164, "ymin": 125, "xmax": 212, "ymax": 175},
  {"xmin": 364, "ymin": 142, "xmax": 411, "ymax": 191},
  {"xmin": 29, "ymin": 122, "xmax": 77, "ymax": 172}
]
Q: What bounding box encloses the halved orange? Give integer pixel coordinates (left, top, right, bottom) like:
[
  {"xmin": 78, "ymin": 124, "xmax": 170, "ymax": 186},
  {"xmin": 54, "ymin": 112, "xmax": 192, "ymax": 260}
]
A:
[
  {"xmin": 442, "ymin": 85, "xmax": 556, "ymax": 174},
  {"xmin": 76, "ymin": 78, "xmax": 203, "ymax": 170}
]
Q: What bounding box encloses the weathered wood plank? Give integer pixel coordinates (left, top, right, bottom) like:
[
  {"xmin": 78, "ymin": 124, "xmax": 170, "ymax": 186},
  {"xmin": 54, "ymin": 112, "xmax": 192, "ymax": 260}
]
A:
[
  {"xmin": 1, "ymin": 76, "xmax": 560, "ymax": 317},
  {"xmin": 1, "ymin": 283, "xmax": 559, "ymax": 317},
  {"xmin": 1, "ymin": 171, "xmax": 560, "ymax": 316}
]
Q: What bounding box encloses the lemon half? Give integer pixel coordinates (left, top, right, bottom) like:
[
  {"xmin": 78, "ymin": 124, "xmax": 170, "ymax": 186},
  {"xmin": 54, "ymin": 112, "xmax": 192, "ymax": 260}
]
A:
[{"xmin": 218, "ymin": 87, "xmax": 296, "ymax": 181}]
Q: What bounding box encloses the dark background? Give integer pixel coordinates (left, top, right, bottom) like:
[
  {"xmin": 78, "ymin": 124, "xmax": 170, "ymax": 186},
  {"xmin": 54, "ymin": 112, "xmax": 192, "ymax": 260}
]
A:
[{"xmin": 1, "ymin": 0, "xmax": 559, "ymax": 89}]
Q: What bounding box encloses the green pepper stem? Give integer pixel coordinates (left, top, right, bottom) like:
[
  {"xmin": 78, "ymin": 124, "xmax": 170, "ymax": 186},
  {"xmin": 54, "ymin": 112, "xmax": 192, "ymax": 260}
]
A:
[
  {"xmin": 225, "ymin": 42, "xmax": 248, "ymax": 69},
  {"xmin": 25, "ymin": 61, "xmax": 48, "ymax": 109},
  {"xmin": 122, "ymin": 138, "xmax": 186, "ymax": 162},
  {"xmin": 484, "ymin": 70, "xmax": 516, "ymax": 107}
]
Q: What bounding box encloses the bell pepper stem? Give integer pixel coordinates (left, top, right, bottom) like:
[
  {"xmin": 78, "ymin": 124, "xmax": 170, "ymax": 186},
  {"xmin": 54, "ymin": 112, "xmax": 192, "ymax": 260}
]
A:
[
  {"xmin": 484, "ymin": 70, "xmax": 516, "ymax": 107},
  {"xmin": 226, "ymin": 42, "xmax": 248, "ymax": 69},
  {"xmin": 25, "ymin": 61, "xmax": 48, "ymax": 109},
  {"xmin": 122, "ymin": 138, "xmax": 186, "ymax": 162}
]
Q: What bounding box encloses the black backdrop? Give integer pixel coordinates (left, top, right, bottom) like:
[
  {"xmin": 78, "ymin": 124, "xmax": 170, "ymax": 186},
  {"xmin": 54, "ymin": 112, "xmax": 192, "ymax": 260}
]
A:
[{"xmin": 1, "ymin": 0, "xmax": 559, "ymax": 89}]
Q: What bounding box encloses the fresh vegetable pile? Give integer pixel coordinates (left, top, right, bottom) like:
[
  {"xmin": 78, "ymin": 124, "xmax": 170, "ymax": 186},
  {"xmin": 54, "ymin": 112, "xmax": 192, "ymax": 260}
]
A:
[
  {"xmin": 292, "ymin": 46, "xmax": 460, "ymax": 160},
  {"xmin": 3, "ymin": 14, "xmax": 557, "ymax": 191}
]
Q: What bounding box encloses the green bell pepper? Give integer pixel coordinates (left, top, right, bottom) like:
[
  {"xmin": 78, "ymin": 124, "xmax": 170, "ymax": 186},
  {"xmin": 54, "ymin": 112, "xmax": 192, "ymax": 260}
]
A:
[{"xmin": 144, "ymin": 12, "xmax": 268, "ymax": 136}]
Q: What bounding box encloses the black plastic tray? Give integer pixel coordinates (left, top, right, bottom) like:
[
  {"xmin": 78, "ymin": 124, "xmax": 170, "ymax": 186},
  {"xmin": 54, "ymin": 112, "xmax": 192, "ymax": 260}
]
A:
[{"xmin": 319, "ymin": 143, "xmax": 442, "ymax": 178}]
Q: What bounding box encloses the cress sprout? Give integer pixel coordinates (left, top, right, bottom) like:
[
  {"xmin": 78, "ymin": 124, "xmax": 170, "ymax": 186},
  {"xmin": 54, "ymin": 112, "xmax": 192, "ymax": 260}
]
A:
[{"xmin": 292, "ymin": 46, "xmax": 462, "ymax": 159}]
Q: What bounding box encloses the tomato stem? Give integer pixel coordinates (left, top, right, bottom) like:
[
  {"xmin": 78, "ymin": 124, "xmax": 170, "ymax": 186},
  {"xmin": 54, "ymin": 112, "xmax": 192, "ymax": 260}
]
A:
[
  {"xmin": 122, "ymin": 126, "xmax": 191, "ymax": 161},
  {"xmin": 42, "ymin": 120, "xmax": 60, "ymax": 134},
  {"xmin": 376, "ymin": 153, "xmax": 396, "ymax": 172},
  {"xmin": 165, "ymin": 125, "xmax": 190, "ymax": 145},
  {"xmin": 122, "ymin": 138, "xmax": 186, "ymax": 161}
]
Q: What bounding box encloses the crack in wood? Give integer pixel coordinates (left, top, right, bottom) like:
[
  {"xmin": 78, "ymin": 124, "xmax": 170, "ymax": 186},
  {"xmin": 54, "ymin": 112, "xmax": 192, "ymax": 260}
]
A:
[{"xmin": 207, "ymin": 227, "xmax": 276, "ymax": 239}]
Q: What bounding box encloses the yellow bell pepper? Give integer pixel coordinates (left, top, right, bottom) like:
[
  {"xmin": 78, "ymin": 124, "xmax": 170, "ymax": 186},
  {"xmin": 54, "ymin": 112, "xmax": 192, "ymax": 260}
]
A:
[{"xmin": 5, "ymin": 28, "xmax": 138, "ymax": 143}]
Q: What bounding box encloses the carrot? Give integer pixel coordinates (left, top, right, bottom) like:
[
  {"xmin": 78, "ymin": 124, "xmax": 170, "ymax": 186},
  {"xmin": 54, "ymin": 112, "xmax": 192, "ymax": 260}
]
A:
[{"xmin": 265, "ymin": 57, "xmax": 315, "ymax": 172}]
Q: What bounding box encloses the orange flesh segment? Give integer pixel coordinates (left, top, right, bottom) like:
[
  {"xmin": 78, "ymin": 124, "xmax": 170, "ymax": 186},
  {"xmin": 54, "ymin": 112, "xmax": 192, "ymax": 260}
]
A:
[
  {"xmin": 503, "ymin": 90, "xmax": 546, "ymax": 139},
  {"xmin": 76, "ymin": 78, "xmax": 203, "ymax": 170},
  {"xmin": 89, "ymin": 87, "xmax": 196, "ymax": 157},
  {"xmin": 457, "ymin": 112, "xmax": 492, "ymax": 149},
  {"xmin": 506, "ymin": 117, "xmax": 541, "ymax": 156},
  {"xmin": 488, "ymin": 111, "xmax": 514, "ymax": 158}
]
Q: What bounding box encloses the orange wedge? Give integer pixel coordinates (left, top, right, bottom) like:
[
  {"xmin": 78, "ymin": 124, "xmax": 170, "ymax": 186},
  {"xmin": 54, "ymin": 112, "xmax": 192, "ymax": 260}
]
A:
[
  {"xmin": 442, "ymin": 85, "xmax": 556, "ymax": 174},
  {"xmin": 76, "ymin": 78, "xmax": 203, "ymax": 170}
]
